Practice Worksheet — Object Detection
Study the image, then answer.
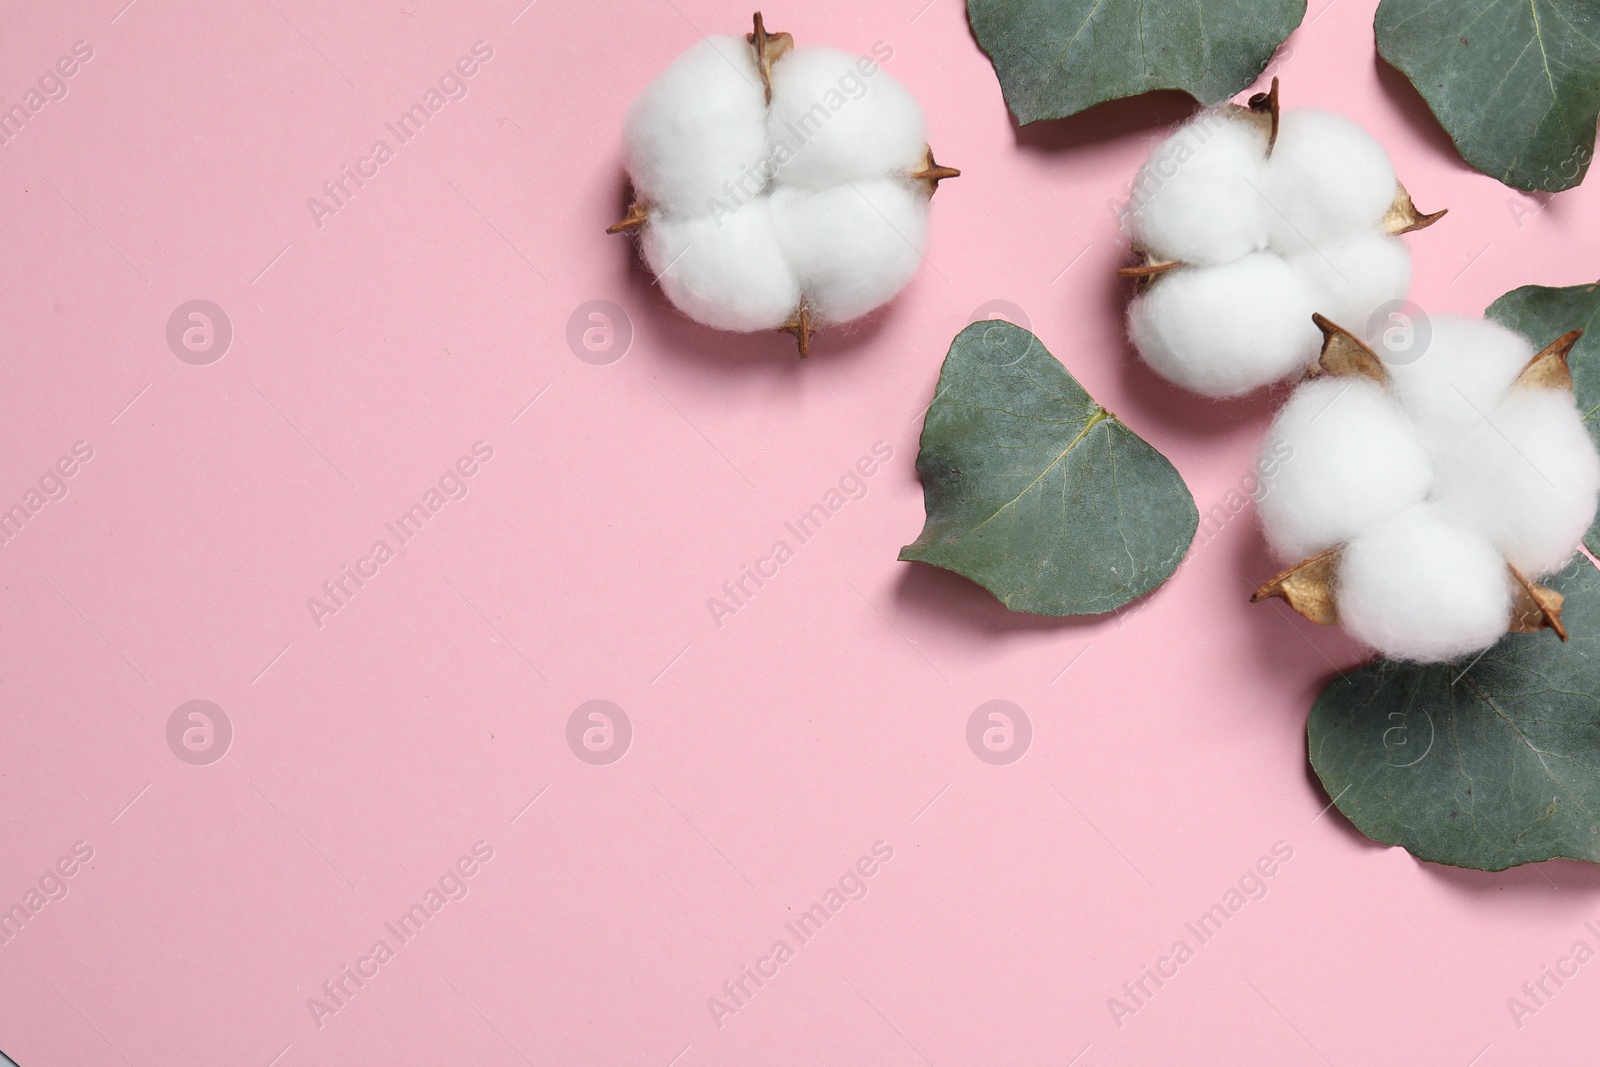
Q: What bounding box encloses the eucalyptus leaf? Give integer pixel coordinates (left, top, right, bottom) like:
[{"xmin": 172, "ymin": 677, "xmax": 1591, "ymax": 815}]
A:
[
  {"xmin": 1375, "ymin": 0, "xmax": 1600, "ymax": 191},
  {"xmin": 1308, "ymin": 560, "xmax": 1600, "ymax": 870},
  {"xmin": 966, "ymin": 0, "xmax": 1306, "ymax": 124},
  {"xmin": 1485, "ymin": 281, "xmax": 1600, "ymax": 554},
  {"xmin": 899, "ymin": 322, "xmax": 1198, "ymax": 616}
]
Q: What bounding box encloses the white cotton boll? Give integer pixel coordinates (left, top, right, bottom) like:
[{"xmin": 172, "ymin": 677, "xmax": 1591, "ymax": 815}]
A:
[
  {"xmin": 1385, "ymin": 316, "xmax": 1534, "ymax": 453},
  {"xmin": 1433, "ymin": 388, "xmax": 1600, "ymax": 577},
  {"xmin": 622, "ymin": 36, "xmax": 770, "ymax": 216},
  {"xmin": 1257, "ymin": 378, "xmax": 1434, "ymax": 560},
  {"xmin": 1337, "ymin": 503, "xmax": 1513, "ymax": 662},
  {"xmin": 1127, "ymin": 113, "xmax": 1270, "ymax": 266},
  {"xmin": 1127, "ymin": 254, "xmax": 1321, "ymax": 397},
  {"xmin": 768, "ymin": 179, "xmax": 927, "ymax": 322},
  {"xmin": 1286, "ymin": 234, "xmax": 1411, "ymax": 339},
  {"xmin": 1263, "ymin": 110, "xmax": 1397, "ymax": 254},
  {"xmin": 767, "ymin": 48, "xmax": 927, "ymax": 189},
  {"xmin": 642, "ymin": 201, "xmax": 801, "ymax": 332}
]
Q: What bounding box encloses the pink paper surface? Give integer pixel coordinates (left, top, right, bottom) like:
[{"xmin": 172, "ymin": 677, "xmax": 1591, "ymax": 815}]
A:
[{"xmin": 2, "ymin": 1, "xmax": 1598, "ymax": 1064}]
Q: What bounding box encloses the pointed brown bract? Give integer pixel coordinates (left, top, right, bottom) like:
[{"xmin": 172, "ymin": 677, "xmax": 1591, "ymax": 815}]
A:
[
  {"xmin": 1513, "ymin": 329, "xmax": 1582, "ymax": 392},
  {"xmin": 779, "ymin": 299, "xmax": 814, "ymax": 358},
  {"xmin": 1250, "ymin": 548, "xmax": 1341, "ymax": 625},
  {"xmin": 1116, "ymin": 256, "xmax": 1178, "ymax": 281},
  {"xmin": 1246, "ymin": 76, "xmax": 1281, "ymax": 155},
  {"xmin": 909, "ymin": 147, "xmax": 961, "ymax": 196},
  {"xmin": 606, "ymin": 201, "xmax": 649, "ymax": 235},
  {"xmin": 746, "ymin": 12, "xmax": 793, "ymax": 104},
  {"xmin": 1307, "ymin": 314, "xmax": 1388, "ymax": 384},
  {"xmin": 1508, "ymin": 565, "xmax": 1568, "ymax": 640},
  {"xmin": 1381, "ymin": 182, "xmax": 1447, "ymax": 236}
]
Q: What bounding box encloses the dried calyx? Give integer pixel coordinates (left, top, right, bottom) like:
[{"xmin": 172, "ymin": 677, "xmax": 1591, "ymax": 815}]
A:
[
  {"xmin": 1251, "ymin": 322, "xmax": 1586, "ymax": 643},
  {"xmin": 608, "ymin": 12, "xmax": 960, "ymax": 356}
]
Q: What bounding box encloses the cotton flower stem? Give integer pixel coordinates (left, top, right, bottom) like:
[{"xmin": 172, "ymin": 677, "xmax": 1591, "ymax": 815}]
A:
[
  {"xmin": 780, "ymin": 298, "xmax": 814, "ymax": 357},
  {"xmin": 1250, "ymin": 548, "xmax": 1341, "ymax": 624},
  {"xmin": 1508, "ymin": 565, "xmax": 1568, "ymax": 639},
  {"xmin": 1116, "ymin": 257, "xmax": 1178, "ymax": 281},
  {"xmin": 747, "ymin": 12, "xmax": 794, "ymax": 104},
  {"xmin": 909, "ymin": 147, "xmax": 961, "ymax": 195},
  {"xmin": 605, "ymin": 201, "xmax": 650, "ymax": 235}
]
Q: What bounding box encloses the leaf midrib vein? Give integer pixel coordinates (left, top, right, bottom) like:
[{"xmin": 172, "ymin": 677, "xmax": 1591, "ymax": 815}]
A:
[
  {"xmin": 1463, "ymin": 674, "xmax": 1599, "ymax": 826},
  {"xmin": 954, "ymin": 408, "xmax": 1111, "ymax": 539}
]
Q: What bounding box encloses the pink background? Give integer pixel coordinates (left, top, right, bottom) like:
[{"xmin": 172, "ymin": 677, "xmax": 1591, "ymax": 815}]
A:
[{"xmin": 2, "ymin": 0, "xmax": 1598, "ymax": 1064}]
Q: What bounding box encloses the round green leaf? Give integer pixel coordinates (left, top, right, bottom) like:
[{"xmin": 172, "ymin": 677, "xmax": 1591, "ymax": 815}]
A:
[
  {"xmin": 967, "ymin": 0, "xmax": 1306, "ymax": 124},
  {"xmin": 1376, "ymin": 0, "xmax": 1600, "ymax": 191},
  {"xmin": 898, "ymin": 322, "xmax": 1198, "ymax": 616},
  {"xmin": 1309, "ymin": 560, "xmax": 1600, "ymax": 870},
  {"xmin": 1485, "ymin": 281, "xmax": 1600, "ymax": 554}
]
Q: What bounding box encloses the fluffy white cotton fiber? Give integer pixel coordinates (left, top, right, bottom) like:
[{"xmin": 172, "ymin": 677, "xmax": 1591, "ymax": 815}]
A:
[
  {"xmin": 768, "ymin": 181, "xmax": 925, "ymax": 322},
  {"xmin": 622, "ymin": 37, "xmax": 769, "ymax": 218},
  {"xmin": 1258, "ymin": 317, "xmax": 1600, "ymax": 663},
  {"xmin": 1337, "ymin": 503, "xmax": 1513, "ymax": 664},
  {"xmin": 1128, "ymin": 254, "xmax": 1319, "ymax": 397},
  {"xmin": 1286, "ymin": 234, "xmax": 1411, "ymax": 340},
  {"xmin": 643, "ymin": 203, "xmax": 800, "ymax": 331},
  {"xmin": 1124, "ymin": 107, "xmax": 1413, "ymax": 396},
  {"xmin": 767, "ymin": 48, "xmax": 927, "ymax": 189},
  {"xmin": 1128, "ymin": 116, "xmax": 1270, "ymax": 266},
  {"xmin": 1256, "ymin": 378, "xmax": 1433, "ymax": 560},
  {"xmin": 1384, "ymin": 316, "xmax": 1532, "ymax": 452},
  {"xmin": 619, "ymin": 29, "xmax": 940, "ymax": 340},
  {"xmin": 1263, "ymin": 110, "xmax": 1396, "ymax": 255},
  {"xmin": 1434, "ymin": 387, "xmax": 1600, "ymax": 576}
]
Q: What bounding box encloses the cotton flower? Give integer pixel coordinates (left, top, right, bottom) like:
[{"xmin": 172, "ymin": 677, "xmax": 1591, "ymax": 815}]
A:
[
  {"xmin": 610, "ymin": 14, "xmax": 956, "ymax": 355},
  {"xmin": 1122, "ymin": 83, "xmax": 1442, "ymax": 397},
  {"xmin": 1253, "ymin": 316, "xmax": 1599, "ymax": 662}
]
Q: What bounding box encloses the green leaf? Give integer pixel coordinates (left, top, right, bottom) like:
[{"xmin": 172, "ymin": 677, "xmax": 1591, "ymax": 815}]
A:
[
  {"xmin": 898, "ymin": 322, "xmax": 1198, "ymax": 616},
  {"xmin": 966, "ymin": 0, "xmax": 1306, "ymax": 124},
  {"xmin": 1308, "ymin": 560, "xmax": 1600, "ymax": 870},
  {"xmin": 1484, "ymin": 281, "xmax": 1600, "ymax": 554},
  {"xmin": 1375, "ymin": 0, "xmax": 1600, "ymax": 192}
]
